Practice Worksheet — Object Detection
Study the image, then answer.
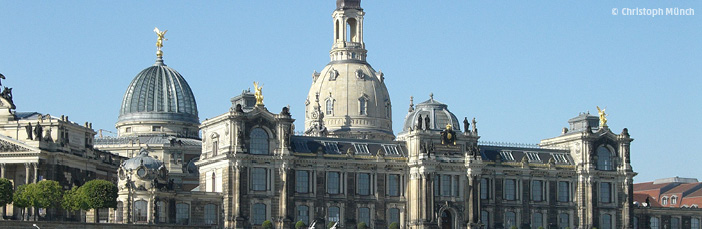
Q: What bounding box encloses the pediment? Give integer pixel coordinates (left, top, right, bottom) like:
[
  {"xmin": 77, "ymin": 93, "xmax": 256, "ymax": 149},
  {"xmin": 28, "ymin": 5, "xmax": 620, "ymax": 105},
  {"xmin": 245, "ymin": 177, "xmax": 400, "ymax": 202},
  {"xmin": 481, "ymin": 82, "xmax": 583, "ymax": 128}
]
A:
[{"xmin": 0, "ymin": 135, "xmax": 39, "ymax": 153}]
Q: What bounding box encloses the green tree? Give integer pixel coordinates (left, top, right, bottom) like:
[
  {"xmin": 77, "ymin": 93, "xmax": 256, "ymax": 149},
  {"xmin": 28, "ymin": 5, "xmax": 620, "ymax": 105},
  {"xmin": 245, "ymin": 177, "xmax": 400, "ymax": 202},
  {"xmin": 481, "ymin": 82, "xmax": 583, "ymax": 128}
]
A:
[
  {"xmin": 327, "ymin": 222, "xmax": 337, "ymax": 229},
  {"xmin": 80, "ymin": 179, "xmax": 118, "ymax": 210},
  {"xmin": 30, "ymin": 180, "xmax": 63, "ymax": 220},
  {"xmin": 389, "ymin": 222, "xmax": 400, "ymax": 229},
  {"xmin": 62, "ymin": 186, "xmax": 87, "ymax": 211},
  {"xmin": 262, "ymin": 220, "xmax": 273, "ymax": 229},
  {"xmin": 12, "ymin": 184, "xmax": 31, "ymax": 220},
  {"xmin": 356, "ymin": 222, "xmax": 367, "ymax": 229},
  {"xmin": 295, "ymin": 220, "xmax": 306, "ymax": 229},
  {"xmin": 0, "ymin": 178, "xmax": 13, "ymax": 206}
]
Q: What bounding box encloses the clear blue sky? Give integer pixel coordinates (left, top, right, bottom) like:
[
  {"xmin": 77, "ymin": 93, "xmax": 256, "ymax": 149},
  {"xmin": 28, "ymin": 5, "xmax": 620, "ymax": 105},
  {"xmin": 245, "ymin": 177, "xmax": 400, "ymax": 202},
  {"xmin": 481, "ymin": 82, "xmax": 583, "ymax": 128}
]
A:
[{"xmin": 1, "ymin": 1, "xmax": 700, "ymax": 183}]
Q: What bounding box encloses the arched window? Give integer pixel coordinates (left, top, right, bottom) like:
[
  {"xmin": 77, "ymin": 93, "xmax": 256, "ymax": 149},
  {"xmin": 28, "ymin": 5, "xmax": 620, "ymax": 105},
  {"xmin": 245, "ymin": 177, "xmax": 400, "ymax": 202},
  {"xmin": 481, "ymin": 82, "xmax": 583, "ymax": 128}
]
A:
[
  {"xmin": 250, "ymin": 128, "xmax": 269, "ymax": 155},
  {"xmin": 134, "ymin": 200, "xmax": 148, "ymax": 223},
  {"xmin": 204, "ymin": 204, "xmax": 217, "ymax": 225},
  {"xmin": 601, "ymin": 214, "xmax": 612, "ymax": 229},
  {"xmin": 335, "ymin": 20, "xmax": 340, "ymax": 40},
  {"xmin": 326, "ymin": 98, "xmax": 334, "ymax": 115},
  {"xmin": 559, "ymin": 213, "xmax": 569, "ymax": 228},
  {"xmin": 210, "ymin": 172, "xmax": 216, "ymax": 192},
  {"xmin": 253, "ymin": 203, "xmax": 266, "ymax": 225},
  {"xmin": 671, "ymin": 195, "xmax": 678, "ymax": 205},
  {"xmin": 212, "ymin": 141, "xmax": 218, "ymax": 156},
  {"xmin": 597, "ymin": 146, "xmax": 614, "ymax": 170},
  {"xmin": 504, "ymin": 211, "xmax": 516, "ymax": 228},
  {"xmin": 347, "ymin": 18, "xmax": 357, "ymax": 42},
  {"xmin": 328, "ymin": 206, "xmax": 340, "ymax": 223},
  {"xmin": 359, "ymin": 97, "xmax": 367, "ymax": 115},
  {"xmin": 297, "ymin": 205, "xmax": 309, "ymax": 225},
  {"xmin": 388, "ymin": 208, "xmax": 400, "ymax": 226},
  {"xmin": 650, "ymin": 217, "xmax": 660, "ymax": 229},
  {"xmin": 176, "ymin": 203, "xmax": 190, "ymax": 225},
  {"xmin": 662, "ymin": 196, "xmax": 669, "ymax": 205},
  {"xmin": 533, "ymin": 212, "xmax": 543, "ymax": 228}
]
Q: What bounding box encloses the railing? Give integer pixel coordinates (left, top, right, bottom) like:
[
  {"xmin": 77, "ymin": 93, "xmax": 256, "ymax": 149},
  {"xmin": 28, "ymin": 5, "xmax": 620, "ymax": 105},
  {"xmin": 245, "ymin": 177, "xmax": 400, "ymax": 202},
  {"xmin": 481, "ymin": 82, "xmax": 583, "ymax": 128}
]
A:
[{"xmin": 478, "ymin": 141, "xmax": 569, "ymax": 150}]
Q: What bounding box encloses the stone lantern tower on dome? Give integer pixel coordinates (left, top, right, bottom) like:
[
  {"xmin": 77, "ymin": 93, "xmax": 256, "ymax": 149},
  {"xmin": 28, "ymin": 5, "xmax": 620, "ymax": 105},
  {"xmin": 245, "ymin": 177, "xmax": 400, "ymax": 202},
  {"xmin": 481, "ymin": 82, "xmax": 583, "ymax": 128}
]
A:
[{"xmin": 305, "ymin": 0, "xmax": 394, "ymax": 140}]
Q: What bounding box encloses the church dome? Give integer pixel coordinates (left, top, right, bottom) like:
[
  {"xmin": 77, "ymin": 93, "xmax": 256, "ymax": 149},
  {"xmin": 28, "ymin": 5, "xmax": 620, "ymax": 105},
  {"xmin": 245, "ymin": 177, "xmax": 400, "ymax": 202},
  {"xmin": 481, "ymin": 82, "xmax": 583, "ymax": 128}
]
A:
[
  {"xmin": 117, "ymin": 57, "xmax": 199, "ymax": 125},
  {"xmin": 402, "ymin": 95, "xmax": 461, "ymax": 132}
]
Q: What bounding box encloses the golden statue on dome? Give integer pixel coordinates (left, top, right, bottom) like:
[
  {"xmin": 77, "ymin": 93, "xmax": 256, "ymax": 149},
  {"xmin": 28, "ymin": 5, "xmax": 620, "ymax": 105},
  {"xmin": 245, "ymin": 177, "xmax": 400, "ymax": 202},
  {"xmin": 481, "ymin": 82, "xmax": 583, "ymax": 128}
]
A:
[
  {"xmin": 253, "ymin": 82, "xmax": 264, "ymax": 106},
  {"xmin": 153, "ymin": 27, "xmax": 168, "ymax": 57},
  {"xmin": 597, "ymin": 106, "xmax": 608, "ymax": 127}
]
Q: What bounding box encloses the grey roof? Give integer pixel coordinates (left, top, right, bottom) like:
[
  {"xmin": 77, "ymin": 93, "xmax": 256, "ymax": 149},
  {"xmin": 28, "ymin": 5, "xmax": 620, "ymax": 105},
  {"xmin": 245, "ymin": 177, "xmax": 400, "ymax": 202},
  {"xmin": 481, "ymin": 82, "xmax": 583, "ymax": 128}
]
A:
[
  {"xmin": 95, "ymin": 135, "xmax": 201, "ymax": 146},
  {"xmin": 479, "ymin": 144, "xmax": 573, "ymax": 165},
  {"xmin": 118, "ymin": 57, "xmax": 199, "ymax": 124},
  {"xmin": 290, "ymin": 135, "xmax": 407, "ymax": 157},
  {"xmin": 15, "ymin": 112, "xmax": 41, "ymax": 119},
  {"xmin": 336, "ymin": 0, "xmax": 361, "ymax": 10},
  {"xmin": 402, "ymin": 96, "xmax": 461, "ymax": 132},
  {"xmin": 121, "ymin": 148, "xmax": 164, "ymax": 170}
]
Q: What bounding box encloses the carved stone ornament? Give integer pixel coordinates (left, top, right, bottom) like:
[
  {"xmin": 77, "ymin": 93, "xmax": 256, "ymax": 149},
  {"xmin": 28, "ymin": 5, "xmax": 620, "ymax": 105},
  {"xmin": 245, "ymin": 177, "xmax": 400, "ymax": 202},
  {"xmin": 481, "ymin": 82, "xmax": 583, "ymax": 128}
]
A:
[{"xmin": 0, "ymin": 139, "xmax": 30, "ymax": 152}]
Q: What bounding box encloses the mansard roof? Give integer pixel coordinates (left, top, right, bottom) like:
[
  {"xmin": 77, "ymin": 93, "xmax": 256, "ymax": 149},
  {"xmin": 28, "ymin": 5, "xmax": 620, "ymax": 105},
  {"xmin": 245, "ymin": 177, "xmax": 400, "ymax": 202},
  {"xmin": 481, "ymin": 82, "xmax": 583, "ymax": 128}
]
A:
[
  {"xmin": 95, "ymin": 135, "xmax": 201, "ymax": 146},
  {"xmin": 478, "ymin": 143, "xmax": 573, "ymax": 165},
  {"xmin": 290, "ymin": 135, "xmax": 406, "ymax": 158}
]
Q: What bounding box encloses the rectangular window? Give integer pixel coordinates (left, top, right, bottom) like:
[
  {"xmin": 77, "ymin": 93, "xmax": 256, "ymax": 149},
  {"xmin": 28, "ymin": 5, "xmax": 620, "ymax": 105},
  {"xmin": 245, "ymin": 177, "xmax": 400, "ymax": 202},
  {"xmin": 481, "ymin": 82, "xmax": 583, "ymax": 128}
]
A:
[
  {"xmin": 500, "ymin": 151, "xmax": 515, "ymax": 161},
  {"xmin": 358, "ymin": 173, "xmax": 370, "ymax": 195},
  {"xmin": 204, "ymin": 204, "xmax": 217, "ymax": 225},
  {"xmin": 481, "ymin": 211, "xmax": 489, "ymax": 228},
  {"xmin": 212, "ymin": 141, "xmax": 218, "ymax": 156},
  {"xmin": 558, "ymin": 181, "xmax": 570, "ymax": 202},
  {"xmin": 297, "ymin": 205, "xmax": 309, "ymax": 225},
  {"xmin": 600, "ymin": 182, "xmax": 612, "ymax": 203},
  {"xmin": 176, "ymin": 203, "xmax": 190, "ymax": 225},
  {"xmin": 480, "ymin": 178, "xmax": 489, "ymax": 200},
  {"xmin": 691, "ymin": 218, "xmax": 700, "ymax": 229},
  {"xmin": 327, "ymin": 172, "xmax": 341, "ymax": 194},
  {"xmin": 253, "ymin": 203, "xmax": 266, "ymax": 225},
  {"xmin": 358, "ymin": 207, "xmax": 371, "ymax": 225},
  {"xmin": 354, "ymin": 144, "xmax": 370, "ymax": 154},
  {"xmin": 251, "ymin": 168, "xmax": 267, "ymax": 191},
  {"xmin": 532, "ymin": 180, "xmax": 543, "ymax": 202},
  {"xmin": 152, "ymin": 126, "xmax": 162, "ymax": 132},
  {"xmin": 157, "ymin": 201, "xmax": 166, "ymax": 223},
  {"xmin": 388, "ymin": 208, "xmax": 400, "ymax": 225},
  {"xmin": 296, "ymin": 170, "xmax": 309, "ymax": 193},
  {"xmin": 505, "ymin": 211, "xmax": 517, "ymax": 228},
  {"xmin": 388, "ymin": 174, "xmax": 400, "ymax": 196},
  {"xmin": 671, "ymin": 218, "xmax": 680, "ymax": 229},
  {"xmin": 533, "ymin": 213, "xmax": 543, "ymax": 228},
  {"xmin": 441, "ymin": 175, "xmax": 452, "ymax": 196},
  {"xmin": 324, "ymin": 142, "xmax": 340, "ymax": 154},
  {"xmin": 504, "ymin": 179, "xmax": 516, "ymax": 200},
  {"xmin": 328, "ymin": 206, "xmax": 340, "ymax": 223},
  {"xmin": 452, "ymin": 175, "xmax": 459, "ymax": 197}
]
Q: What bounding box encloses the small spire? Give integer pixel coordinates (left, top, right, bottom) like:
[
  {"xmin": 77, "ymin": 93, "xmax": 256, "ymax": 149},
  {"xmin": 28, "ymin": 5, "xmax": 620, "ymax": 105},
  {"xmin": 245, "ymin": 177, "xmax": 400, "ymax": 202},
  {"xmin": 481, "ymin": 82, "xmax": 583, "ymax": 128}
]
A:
[{"xmin": 429, "ymin": 93, "xmax": 434, "ymax": 101}]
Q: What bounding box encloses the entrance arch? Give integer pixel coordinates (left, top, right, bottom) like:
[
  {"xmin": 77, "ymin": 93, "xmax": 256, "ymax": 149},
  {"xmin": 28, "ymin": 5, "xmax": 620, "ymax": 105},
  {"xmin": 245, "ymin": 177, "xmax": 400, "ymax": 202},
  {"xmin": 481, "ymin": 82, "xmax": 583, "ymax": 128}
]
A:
[{"xmin": 441, "ymin": 210, "xmax": 452, "ymax": 229}]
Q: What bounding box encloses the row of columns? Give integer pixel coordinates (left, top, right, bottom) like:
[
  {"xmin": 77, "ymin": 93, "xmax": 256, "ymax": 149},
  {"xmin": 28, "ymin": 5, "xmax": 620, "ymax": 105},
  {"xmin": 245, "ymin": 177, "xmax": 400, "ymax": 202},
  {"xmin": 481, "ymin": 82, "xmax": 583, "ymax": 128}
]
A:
[{"xmin": 0, "ymin": 162, "xmax": 39, "ymax": 220}]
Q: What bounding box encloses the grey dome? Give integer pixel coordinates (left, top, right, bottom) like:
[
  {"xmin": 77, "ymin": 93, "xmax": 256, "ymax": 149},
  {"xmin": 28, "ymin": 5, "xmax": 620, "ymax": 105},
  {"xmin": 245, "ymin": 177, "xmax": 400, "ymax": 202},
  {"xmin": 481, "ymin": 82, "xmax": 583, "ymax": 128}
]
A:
[
  {"xmin": 118, "ymin": 57, "xmax": 199, "ymax": 124},
  {"xmin": 402, "ymin": 96, "xmax": 461, "ymax": 132},
  {"xmin": 121, "ymin": 148, "xmax": 164, "ymax": 170}
]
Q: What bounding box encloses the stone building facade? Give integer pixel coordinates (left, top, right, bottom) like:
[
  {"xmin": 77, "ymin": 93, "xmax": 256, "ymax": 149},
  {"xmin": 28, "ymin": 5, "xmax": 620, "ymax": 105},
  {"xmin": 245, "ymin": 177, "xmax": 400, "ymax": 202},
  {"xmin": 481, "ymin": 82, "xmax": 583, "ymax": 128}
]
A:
[
  {"xmin": 0, "ymin": 79, "xmax": 125, "ymax": 221},
  {"xmin": 194, "ymin": 1, "xmax": 637, "ymax": 229},
  {"xmin": 632, "ymin": 177, "xmax": 702, "ymax": 229}
]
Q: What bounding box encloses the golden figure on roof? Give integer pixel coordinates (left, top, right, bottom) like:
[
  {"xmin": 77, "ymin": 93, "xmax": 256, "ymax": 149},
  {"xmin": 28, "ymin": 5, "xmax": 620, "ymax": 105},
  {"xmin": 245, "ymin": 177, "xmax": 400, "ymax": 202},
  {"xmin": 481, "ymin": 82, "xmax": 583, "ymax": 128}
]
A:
[
  {"xmin": 254, "ymin": 82, "xmax": 264, "ymax": 106},
  {"xmin": 153, "ymin": 27, "xmax": 168, "ymax": 57},
  {"xmin": 597, "ymin": 106, "xmax": 608, "ymax": 127}
]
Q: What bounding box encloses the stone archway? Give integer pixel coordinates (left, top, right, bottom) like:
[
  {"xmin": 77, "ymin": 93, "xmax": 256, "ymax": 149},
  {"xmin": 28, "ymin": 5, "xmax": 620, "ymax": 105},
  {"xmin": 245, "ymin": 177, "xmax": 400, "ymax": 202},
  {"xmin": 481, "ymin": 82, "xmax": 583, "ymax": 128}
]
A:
[{"xmin": 441, "ymin": 210, "xmax": 452, "ymax": 229}]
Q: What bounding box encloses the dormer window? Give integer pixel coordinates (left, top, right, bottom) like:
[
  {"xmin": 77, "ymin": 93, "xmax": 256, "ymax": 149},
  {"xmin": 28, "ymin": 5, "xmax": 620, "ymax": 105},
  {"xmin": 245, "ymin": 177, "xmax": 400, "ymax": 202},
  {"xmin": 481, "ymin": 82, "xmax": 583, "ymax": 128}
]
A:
[
  {"xmin": 671, "ymin": 195, "xmax": 678, "ymax": 205},
  {"xmin": 323, "ymin": 142, "xmax": 340, "ymax": 154},
  {"xmin": 354, "ymin": 143, "xmax": 369, "ymax": 154},
  {"xmin": 359, "ymin": 97, "xmax": 368, "ymax": 115},
  {"xmin": 152, "ymin": 126, "xmax": 162, "ymax": 132},
  {"xmin": 500, "ymin": 151, "xmax": 515, "ymax": 161},
  {"xmin": 662, "ymin": 196, "xmax": 669, "ymax": 205},
  {"xmin": 526, "ymin": 152, "xmax": 541, "ymax": 162},
  {"xmin": 326, "ymin": 98, "xmax": 334, "ymax": 115},
  {"xmin": 383, "ymin": 145, "xmax": 401, "ymax": 155},
  {"xmin": 552, "ymin": 153, "xmax": 569, "ymax": 164}
]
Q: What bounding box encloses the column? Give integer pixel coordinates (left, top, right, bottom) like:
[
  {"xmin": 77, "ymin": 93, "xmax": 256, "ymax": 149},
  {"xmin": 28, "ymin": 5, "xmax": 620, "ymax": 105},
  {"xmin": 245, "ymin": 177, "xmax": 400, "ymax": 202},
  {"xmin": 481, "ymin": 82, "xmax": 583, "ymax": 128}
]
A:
[
  {"xmin": 0, "ymin": 163, "xmax": 4, "ymax": 220},
  {"xmin": 32, "ymin": 163, "xmax": 38, "ymax": 182},
  {"xmin": 24, "ymin": 163, "xmax": 30, "ymax": 184}
]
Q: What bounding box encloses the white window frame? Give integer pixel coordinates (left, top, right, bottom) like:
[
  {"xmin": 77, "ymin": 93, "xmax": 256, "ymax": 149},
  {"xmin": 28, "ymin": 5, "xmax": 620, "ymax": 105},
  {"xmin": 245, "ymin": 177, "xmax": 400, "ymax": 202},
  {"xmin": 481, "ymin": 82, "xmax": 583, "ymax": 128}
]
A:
[
  {"xmin": 500, "ymin": 151, "xmax": 515, "ymax": 161},
  {"xmin": 354, "ymin": 143, "xmax": 370, "ymax": 154},
  {"xmin": 526, "ymin": 152, "xmax": 541, "ymax": 162},
  {"xmin": 323, "ymin": 142, "xmax": 340, "ymax": 154}
]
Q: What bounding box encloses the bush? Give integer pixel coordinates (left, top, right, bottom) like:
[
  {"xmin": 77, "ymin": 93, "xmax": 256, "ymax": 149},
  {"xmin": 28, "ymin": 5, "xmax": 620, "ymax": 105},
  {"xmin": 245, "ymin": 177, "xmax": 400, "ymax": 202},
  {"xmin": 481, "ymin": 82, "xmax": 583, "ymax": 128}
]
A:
[
  {"xmin": 262, "ymin": 220, "xmax": 273, "ymax": 229},
  {"xmin": 389, "ymin": 222, "xmax": 400, "ymax": 229},
  {"xmin": 295, "ymin": 220, "xmax": 306, "ymax": 229},
  {"xmin": 0, "ymin": 178, "xmax": 13, "ymax": 206},
  {"xmin": 356, "ymin": 222, "xmax": 367, "ymax": 229}
]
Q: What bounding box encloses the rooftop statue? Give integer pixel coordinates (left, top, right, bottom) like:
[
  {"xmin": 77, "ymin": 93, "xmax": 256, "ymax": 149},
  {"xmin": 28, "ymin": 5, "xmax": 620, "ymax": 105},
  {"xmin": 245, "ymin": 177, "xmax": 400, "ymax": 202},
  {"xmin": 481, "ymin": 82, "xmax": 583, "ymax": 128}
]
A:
[
  {"xmin": 597, "ymin": 106, "xmax": 608, "ymax": 127},
  {"xmin": 153, "ymin": 27, "xmax": 167, "ymax": 57},
  {"xmin": 253, "ymin": 81, "xmax": 264, "ymax": 106}
]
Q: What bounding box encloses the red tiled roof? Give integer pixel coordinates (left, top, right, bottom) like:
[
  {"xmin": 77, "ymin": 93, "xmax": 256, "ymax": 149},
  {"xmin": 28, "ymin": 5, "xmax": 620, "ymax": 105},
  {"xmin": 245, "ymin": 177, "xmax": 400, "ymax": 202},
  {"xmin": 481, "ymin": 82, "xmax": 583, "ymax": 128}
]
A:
[
  {"xmin": 634, "ymin": 193, "xmax": 661, "ymax": 207},
  {"xmin": 634, "ymin": 182, "xmax": 671, "ymax": 191}
]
